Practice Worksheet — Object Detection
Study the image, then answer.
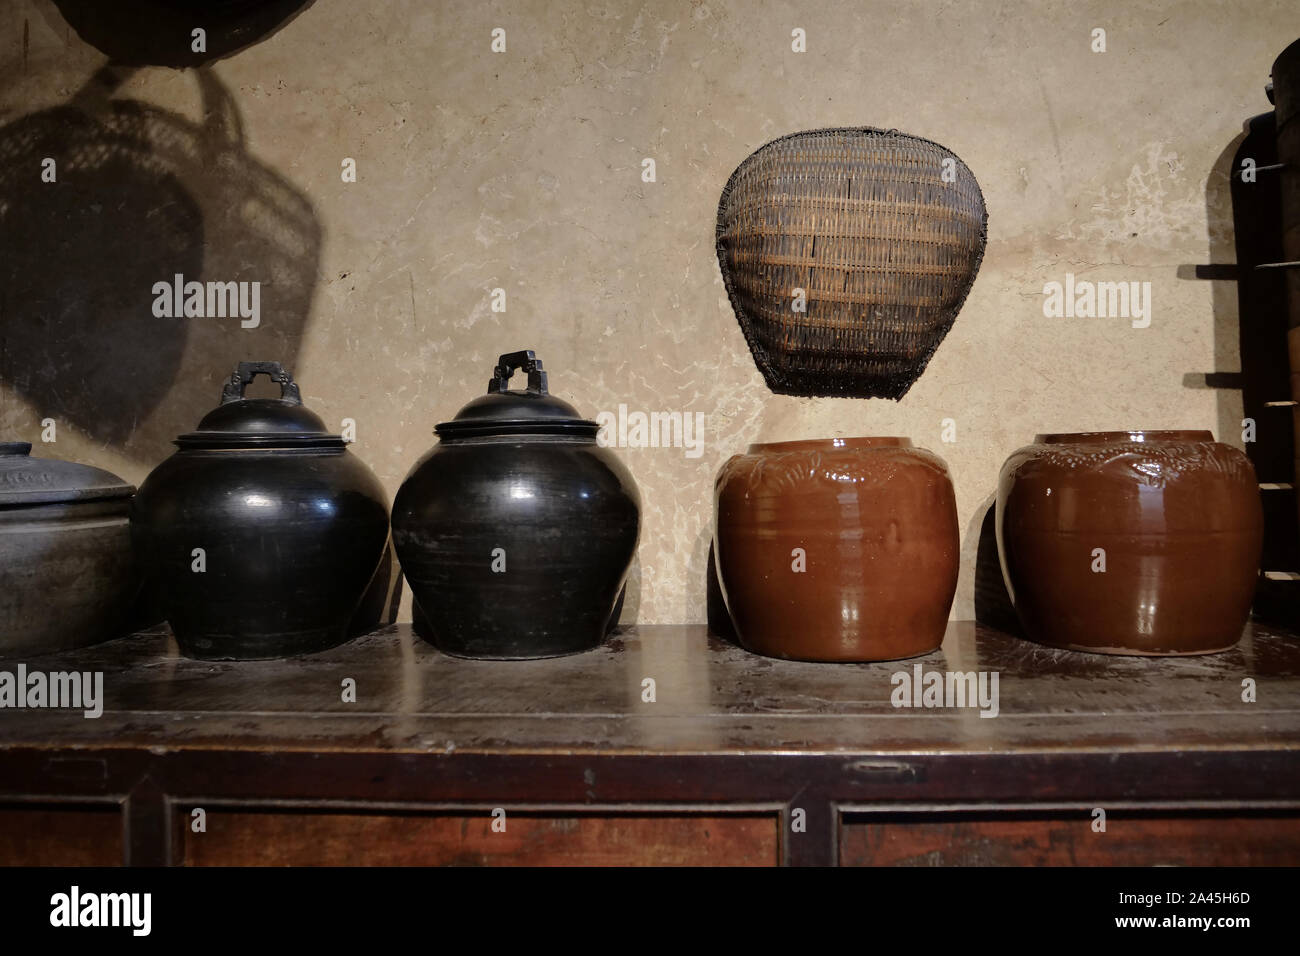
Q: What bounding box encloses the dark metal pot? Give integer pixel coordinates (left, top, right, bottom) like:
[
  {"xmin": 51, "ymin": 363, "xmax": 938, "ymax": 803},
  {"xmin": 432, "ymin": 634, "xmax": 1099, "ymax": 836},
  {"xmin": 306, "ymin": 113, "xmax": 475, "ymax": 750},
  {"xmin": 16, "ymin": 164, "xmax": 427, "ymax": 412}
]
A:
[
  {"xmin": 131, "ymin": 362, "xmax": 389, "ymax": 660},
  {"xmin": 393, "ymin": 350, "xmax": 640, "ymax": 659},
  {"xmin": 0, "ymin": 442, "xmax": 138, "ymax": 658}
]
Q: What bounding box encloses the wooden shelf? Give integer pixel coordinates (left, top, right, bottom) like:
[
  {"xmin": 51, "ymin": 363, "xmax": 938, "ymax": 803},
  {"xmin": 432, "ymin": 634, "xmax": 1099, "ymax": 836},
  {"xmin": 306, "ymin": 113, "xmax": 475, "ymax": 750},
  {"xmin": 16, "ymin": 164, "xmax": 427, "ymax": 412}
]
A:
[{"xmin": 1, "ymin": 621, "xmax": 1299, "ymax": 866}]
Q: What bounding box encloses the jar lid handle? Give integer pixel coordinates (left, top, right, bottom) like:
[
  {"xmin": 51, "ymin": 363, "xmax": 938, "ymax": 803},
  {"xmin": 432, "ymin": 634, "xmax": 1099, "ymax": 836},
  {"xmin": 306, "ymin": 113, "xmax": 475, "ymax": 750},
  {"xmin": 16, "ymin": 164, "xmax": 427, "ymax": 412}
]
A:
[
  {"xmin": 488, "ymin": 350, "xmax": 548, "ymax": 395},
  {"xmin": 220, "ymin": 362, "xmax": 302, "ymax": 405}
]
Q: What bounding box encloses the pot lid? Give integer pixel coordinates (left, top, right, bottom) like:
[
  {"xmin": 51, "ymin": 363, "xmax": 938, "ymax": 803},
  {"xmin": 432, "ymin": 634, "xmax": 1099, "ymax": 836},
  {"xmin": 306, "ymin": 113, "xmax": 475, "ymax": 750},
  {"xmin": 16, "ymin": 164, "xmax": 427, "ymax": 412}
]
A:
[
  {"xmin": 176, "ymin": 362, "xmax": 344, "ymax": 449},
  {"xmin": 436, "ymin": 350, "xmax": 599, "ymax": 438},
  {"xmin": 0, "ymin": 441, "xmax": 134, "ymax": 507}
]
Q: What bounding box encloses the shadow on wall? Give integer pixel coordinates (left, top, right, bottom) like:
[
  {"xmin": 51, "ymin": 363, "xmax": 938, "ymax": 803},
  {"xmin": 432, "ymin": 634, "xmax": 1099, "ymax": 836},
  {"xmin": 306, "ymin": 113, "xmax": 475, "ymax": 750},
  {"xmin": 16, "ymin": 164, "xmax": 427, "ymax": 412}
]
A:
[
  {"xmin": 1166, "ymin": 88, "xmax": 1300, "ymax": 624},
  {"xmin": 704, "ymin": 539, "xmax": 737, "ymax": 642},
  {"xmin": 1186, "ymin": 121, "xmax": 1295, "ymax": 488},
  {"xmin": 1226, "ymin": 114, "xmax": 1300, "ymax": 590},
  {"xmin": 969, "ymin": 493, "xmax": 1023, "ymax": 637},
  {"xmin": 1223, "ymin": 118, "xmax": 1293, "ymax": 485},
  {"xmin": 1190, "ymin": 133, "xmax": 1251, "ymax": 449},
  {"xmin": 618, "ymin": 551, "xmax": 641, "ymax": 629},
  {"xmin": 1186, "ymin": 119, "xmax": 1294, "ymax": 465},
  {"xmin": 1216, "ymin": 100, "xmax": 1300, "ymax": 623},
  {"xmin": 0, "ymin": 63, "xmax": 321, "ymax": 466},
  {"xmin": 1, "ymin": 1, "xmax": 400, "ymax": 633},
  {"xmin": 1180, "ymin": 104, "xmax": 1298, "ymax": 623}
]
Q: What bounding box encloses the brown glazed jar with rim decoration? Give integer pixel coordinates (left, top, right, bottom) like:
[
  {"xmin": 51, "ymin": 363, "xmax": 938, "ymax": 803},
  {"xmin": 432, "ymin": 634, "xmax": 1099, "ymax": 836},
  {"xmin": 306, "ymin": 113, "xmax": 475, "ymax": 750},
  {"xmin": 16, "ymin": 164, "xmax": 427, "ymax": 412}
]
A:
[
  {"xmin": 996, "ymin": 430, "xmax": 1263, "ymax": 655},
  {"xmin": 713, "ymin": 437, "xmax": 959, "ymax": 662}
]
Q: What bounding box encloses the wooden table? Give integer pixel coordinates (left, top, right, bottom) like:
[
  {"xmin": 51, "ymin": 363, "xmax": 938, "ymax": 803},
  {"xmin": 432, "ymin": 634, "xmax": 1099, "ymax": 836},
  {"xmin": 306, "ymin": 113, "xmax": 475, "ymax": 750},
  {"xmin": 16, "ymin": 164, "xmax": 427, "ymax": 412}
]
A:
[{"xmin": 1, "ymin": 621, "xmax": 1298, "ymax": 866}]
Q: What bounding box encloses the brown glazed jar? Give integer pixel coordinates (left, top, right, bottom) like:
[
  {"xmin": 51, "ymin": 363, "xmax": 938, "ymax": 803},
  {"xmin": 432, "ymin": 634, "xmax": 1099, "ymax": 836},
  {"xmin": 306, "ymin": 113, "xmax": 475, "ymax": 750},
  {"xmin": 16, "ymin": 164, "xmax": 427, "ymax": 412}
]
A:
[
  {"xmin": 713, "ymin": 437, "xmax": 959, "ymax": 661},
  {"xmin": 996, "ymin": 430, "xmax": 1263, "ymax": 655}
]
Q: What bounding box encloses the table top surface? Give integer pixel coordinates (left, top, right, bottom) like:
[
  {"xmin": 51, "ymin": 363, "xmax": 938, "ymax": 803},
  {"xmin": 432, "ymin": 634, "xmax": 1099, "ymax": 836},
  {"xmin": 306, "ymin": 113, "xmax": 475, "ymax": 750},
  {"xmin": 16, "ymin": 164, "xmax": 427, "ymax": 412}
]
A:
[{"xmin": 2, "ymin": 621, "xmax": 1298, "ymax": 758}]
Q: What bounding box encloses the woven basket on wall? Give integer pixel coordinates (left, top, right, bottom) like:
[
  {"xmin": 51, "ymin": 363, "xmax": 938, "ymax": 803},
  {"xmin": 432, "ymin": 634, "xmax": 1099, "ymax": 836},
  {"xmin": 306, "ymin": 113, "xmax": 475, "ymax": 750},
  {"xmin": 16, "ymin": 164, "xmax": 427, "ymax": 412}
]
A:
[{"xmin": 716, "ymin": 127, "xmax": 987, "ymax": 400}]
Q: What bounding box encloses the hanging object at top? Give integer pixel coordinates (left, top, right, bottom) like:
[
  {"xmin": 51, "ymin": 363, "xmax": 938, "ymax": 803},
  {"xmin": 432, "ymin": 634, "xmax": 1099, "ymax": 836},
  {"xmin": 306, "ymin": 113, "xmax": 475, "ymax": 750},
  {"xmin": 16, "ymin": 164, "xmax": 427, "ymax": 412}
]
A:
[
  {"xmin": 716, "ymin": 127, "xmax": 988, "ymax": 400},
  {"xmin": 51, "ymin": 0, "xmax": 314, "ymax": 68}
]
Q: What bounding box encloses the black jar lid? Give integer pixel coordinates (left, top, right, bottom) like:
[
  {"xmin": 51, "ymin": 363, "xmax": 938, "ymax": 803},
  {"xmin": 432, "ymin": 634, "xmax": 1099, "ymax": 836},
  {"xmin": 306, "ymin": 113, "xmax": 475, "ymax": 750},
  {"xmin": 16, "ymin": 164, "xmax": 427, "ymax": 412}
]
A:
[
  {"xmin": 0, "ymin": 441, "xmax": 134, "ymax": 507},
  {"xmin": 176, "ymin": 362, "xmax": 345, "ymax": 449},
  {"xmin": 436, "ymin": 350, "xmax": 599, "ymax": 438}
]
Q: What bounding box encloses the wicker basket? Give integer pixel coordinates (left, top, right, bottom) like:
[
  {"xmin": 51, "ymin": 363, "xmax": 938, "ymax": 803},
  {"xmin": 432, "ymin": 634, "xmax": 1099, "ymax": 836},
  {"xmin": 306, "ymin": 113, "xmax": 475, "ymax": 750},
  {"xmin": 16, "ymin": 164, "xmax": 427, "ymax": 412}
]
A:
[{"xmin": 716, "ymin": 127, "xmax": 987, "ymax": 399}]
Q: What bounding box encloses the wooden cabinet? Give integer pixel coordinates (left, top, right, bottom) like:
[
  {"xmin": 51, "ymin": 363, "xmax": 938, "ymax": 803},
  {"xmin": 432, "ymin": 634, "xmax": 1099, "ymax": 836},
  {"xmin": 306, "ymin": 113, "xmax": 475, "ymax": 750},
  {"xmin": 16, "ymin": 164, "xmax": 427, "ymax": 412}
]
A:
[{"xmin": 1, "ymin": 622, "xmax": 1298, "ymax": 866}]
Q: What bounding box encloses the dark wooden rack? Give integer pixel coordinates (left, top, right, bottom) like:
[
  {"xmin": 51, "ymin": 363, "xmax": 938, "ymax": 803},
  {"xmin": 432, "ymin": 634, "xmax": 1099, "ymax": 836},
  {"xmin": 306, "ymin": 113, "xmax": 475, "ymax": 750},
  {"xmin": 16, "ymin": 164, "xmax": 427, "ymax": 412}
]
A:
[
  {"xmin": 1, "ymin": 621, "xmax": 1298, "ymax": 866},
  {"xmin": 1214, "ymin": 104, "xmax": 1300, "ymax": 624}
]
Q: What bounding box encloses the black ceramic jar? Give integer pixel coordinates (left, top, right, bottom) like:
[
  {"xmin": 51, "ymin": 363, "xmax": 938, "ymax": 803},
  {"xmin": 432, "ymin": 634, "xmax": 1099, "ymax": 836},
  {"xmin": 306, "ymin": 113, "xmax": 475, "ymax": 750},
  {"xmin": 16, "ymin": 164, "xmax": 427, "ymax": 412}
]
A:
[
  {"xmin": 131, "ymin": 362, "xmax": 390, "ymax": 659},
  {"xmin": 0, "ymin": 442, "xmax": 138, "ymax": 657},
  {"xmin": 393, "ymin": 350, "xmax": 640, "ymax": 659}
]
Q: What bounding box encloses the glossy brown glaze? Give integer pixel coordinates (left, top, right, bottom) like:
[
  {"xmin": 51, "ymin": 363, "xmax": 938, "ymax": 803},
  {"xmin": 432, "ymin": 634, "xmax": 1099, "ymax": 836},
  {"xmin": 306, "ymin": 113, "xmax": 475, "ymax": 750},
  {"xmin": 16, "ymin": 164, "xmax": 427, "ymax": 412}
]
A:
[
  {"xmin": 713, "ymin": 437, "xmax": 959, "ymax": 661},
  {"xmin": 996, "ymin": 430, "xmax": 1264, "ymax": 655}
]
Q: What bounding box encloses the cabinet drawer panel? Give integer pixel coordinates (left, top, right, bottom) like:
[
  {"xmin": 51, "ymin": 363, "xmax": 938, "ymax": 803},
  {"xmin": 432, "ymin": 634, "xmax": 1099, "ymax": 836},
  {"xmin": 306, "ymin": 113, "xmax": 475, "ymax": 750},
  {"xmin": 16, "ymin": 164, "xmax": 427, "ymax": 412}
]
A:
[
  {"xmin": 183, "ymin": 809, "xmax": 779, "ymax": 866},
  {"xmin": 0, "ymin": 804, "xmax": 121, "ymax": 866},
  {"xmin": 840, "ymin": 810, "xmax": 1300, "ymax": 866}
]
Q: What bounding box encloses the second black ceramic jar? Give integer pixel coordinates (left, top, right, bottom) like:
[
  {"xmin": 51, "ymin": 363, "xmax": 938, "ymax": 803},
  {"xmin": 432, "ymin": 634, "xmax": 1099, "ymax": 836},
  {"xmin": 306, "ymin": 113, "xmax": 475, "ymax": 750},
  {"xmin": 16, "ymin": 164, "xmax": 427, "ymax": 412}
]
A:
[
  {"xmin": 131, "ymin": 362, "xmax": 390, "ymax": 659},
  {"xmin": 393, "ymin": 350, "xmax": 641, "ymax": 658}
]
